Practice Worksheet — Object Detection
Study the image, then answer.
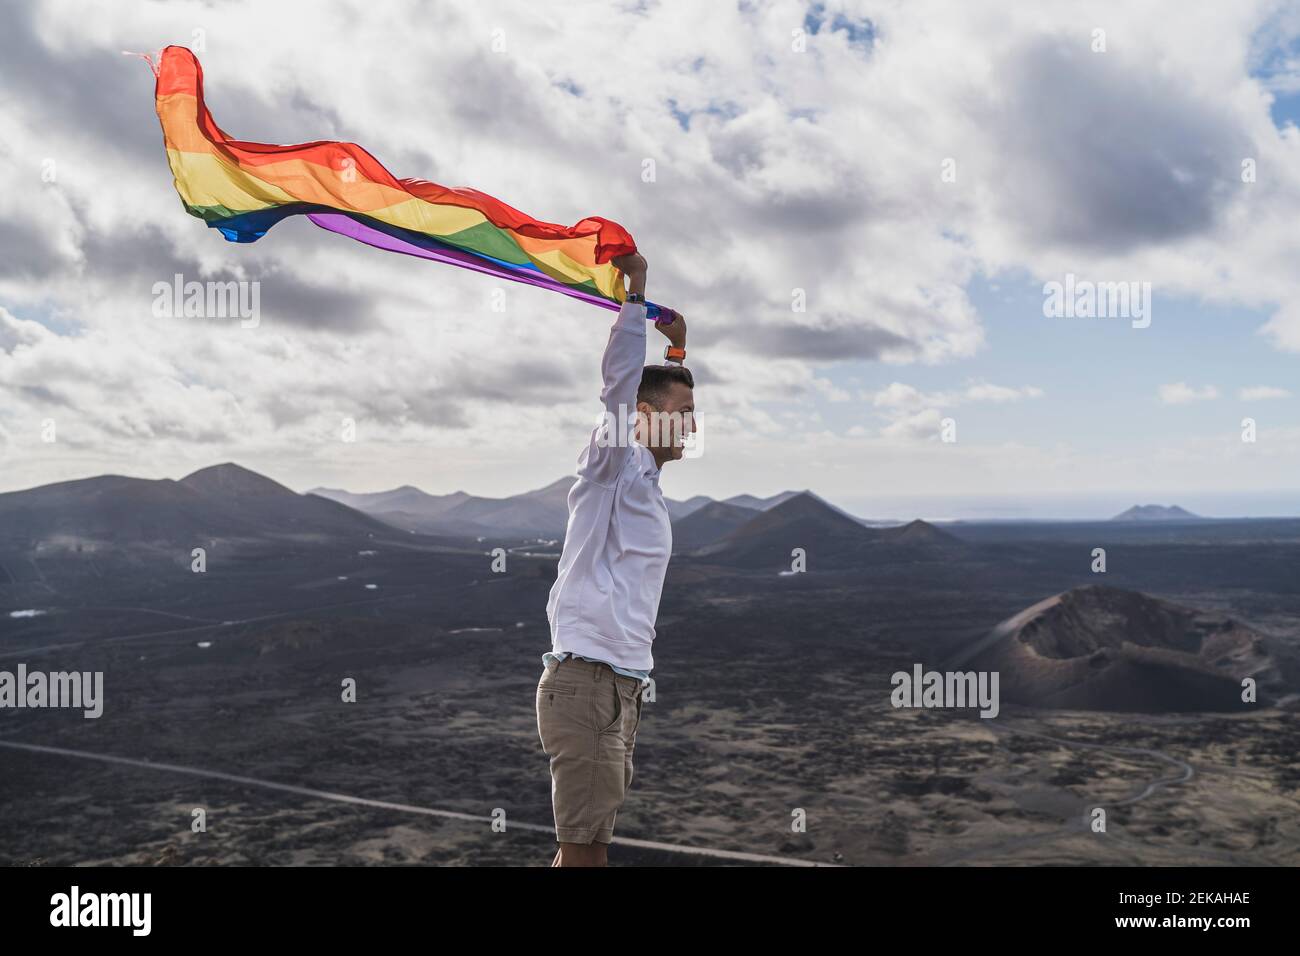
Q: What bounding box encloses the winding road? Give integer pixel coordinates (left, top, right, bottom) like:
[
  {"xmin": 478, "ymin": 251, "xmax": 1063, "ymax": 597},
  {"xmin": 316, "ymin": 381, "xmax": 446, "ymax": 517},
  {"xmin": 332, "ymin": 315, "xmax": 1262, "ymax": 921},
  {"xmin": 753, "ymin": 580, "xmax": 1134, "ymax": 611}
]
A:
[{"xmin": 0, "ymin": 739, "xmax": 838, "ymax": 867}]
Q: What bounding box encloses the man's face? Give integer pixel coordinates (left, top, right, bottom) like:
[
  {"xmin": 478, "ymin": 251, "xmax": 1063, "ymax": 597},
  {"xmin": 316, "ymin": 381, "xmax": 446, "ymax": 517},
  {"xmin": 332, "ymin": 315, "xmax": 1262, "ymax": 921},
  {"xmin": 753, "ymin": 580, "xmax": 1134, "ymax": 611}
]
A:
[{"xmin": 637, "ymin": 383, "xmax": 696, "ymax": 462}]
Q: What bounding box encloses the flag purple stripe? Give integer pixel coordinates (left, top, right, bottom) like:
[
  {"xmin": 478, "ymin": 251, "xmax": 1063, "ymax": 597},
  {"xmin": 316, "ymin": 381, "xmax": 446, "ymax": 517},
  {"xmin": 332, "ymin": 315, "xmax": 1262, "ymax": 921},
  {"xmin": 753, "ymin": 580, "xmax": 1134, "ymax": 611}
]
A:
[
  {"xmin": 310, "ymin": 213, "xmax": 609, "ymax": 310},
  {"xmin": 306, "ymin": 212, "xmax": 666, "ymax": 319}
]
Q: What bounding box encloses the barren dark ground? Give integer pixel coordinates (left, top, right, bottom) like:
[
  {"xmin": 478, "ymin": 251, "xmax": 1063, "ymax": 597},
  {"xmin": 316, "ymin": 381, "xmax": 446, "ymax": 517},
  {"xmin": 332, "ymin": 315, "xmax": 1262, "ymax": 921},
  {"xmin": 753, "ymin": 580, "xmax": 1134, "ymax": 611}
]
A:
[{"xmin": 2, "ymin": 521, "xmax": 1298, "ymax": 866}]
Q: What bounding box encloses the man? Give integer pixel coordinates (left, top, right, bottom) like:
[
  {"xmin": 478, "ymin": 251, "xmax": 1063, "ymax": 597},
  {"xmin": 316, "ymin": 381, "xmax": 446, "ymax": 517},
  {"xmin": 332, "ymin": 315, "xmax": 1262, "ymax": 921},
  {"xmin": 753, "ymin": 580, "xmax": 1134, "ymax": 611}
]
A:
[{"xmin": 536, "ymin": 251, "xmax": 694, "ymax": 867}]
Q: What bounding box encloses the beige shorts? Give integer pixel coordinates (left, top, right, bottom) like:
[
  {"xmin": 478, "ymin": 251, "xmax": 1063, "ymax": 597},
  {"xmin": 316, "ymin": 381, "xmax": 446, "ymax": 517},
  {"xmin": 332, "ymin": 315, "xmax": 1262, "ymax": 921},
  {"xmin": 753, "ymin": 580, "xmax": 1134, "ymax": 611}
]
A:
[{"xmin": 535, "ymin": 655, "xmax": 645, "ymax": 844}]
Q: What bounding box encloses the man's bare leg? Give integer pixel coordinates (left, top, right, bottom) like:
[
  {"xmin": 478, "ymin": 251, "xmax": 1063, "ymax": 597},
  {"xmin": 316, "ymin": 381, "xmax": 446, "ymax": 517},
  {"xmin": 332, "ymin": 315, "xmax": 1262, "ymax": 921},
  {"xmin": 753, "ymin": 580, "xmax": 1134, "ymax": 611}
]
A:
[{"xmin": 555, "ymin": 841, "xmax": 609, "ymax": 867}]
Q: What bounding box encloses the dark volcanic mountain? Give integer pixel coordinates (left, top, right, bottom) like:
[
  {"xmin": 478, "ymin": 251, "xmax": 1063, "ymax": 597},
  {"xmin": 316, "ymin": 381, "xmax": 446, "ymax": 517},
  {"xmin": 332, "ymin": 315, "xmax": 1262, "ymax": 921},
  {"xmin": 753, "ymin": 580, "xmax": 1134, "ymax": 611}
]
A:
[
  {"xmin": 690, "ymin": 492, "xmax": 960, "ymax": 568},
  {"xmin": 950, "ymin": 585, "xmax": 1296, "ymax": 712},
  {"xmin": 1112, "ymin": 504, "xmax": 1202, "ymax": 522},
  {"xmin": 0, "ymin": 463, "xmax": 391, "ymax": 549},
  {"xmin": 671, "ymin": 500, "xmax": 757, "ymax": 552},
  {"xmin": 888, "ymin": 518, "xmax": 958, "ymax": 545}
]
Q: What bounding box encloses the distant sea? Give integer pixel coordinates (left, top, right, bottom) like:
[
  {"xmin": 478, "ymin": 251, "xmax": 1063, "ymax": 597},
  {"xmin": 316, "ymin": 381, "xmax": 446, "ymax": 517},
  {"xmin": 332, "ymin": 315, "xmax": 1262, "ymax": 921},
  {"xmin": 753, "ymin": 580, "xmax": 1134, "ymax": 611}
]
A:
[{"xmin": 830, "ymin": 491, "xmax": 1300, "ymax": 523}]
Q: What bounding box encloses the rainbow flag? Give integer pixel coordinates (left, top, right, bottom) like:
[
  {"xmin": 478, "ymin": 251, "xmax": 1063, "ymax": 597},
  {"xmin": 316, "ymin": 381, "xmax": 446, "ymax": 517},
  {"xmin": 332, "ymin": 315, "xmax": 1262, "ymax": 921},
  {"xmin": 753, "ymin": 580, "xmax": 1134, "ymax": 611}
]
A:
[{"xmin": 144, "ymin": 46, "xmax": 666, "ymax": 318}]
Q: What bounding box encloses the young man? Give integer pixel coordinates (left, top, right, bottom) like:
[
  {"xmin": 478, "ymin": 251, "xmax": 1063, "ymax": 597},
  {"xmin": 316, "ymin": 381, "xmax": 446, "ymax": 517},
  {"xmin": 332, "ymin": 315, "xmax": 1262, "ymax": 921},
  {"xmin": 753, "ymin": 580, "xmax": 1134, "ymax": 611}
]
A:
[{"xmin": 536, "ymin": 251, "xmax": 694, "ymax": 867}]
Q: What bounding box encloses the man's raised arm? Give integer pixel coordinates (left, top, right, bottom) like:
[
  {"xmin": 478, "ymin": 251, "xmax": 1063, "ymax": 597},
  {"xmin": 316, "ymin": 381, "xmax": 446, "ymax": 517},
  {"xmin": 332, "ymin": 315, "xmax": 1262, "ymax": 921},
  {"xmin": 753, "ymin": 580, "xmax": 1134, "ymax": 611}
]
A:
[{"xmin": 575, "ymin": 253, "xmax": 649, "ymax": 486}]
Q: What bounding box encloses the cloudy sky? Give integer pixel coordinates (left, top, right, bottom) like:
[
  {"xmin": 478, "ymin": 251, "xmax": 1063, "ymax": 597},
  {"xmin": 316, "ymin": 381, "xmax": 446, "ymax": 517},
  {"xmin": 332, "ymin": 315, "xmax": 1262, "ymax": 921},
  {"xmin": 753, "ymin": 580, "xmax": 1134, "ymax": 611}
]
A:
[{"xmin": 2, "ymin": 0, "xmax": 1299, "ymax": 518}]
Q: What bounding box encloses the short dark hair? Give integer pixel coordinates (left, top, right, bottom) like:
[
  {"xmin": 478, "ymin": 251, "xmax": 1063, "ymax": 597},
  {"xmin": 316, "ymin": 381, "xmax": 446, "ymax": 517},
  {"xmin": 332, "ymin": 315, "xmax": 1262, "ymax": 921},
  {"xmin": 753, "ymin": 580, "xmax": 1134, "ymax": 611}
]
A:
[{"xmin": 637, "ymin": 364, "xmax": 694, "ymax": 408}]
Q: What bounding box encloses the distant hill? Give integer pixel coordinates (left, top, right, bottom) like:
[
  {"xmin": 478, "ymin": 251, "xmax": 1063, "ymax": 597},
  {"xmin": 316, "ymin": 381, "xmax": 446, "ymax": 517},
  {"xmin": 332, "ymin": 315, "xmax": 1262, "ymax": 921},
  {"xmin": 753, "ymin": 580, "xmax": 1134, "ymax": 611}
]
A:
[
  {"xmin": 1, "ymin": 463, "xmax": 975, "ymax": 561},
  {"xmin": 1112, "ymin": 504, "xmax": 1203, "ymax": 522},
  {"xmin": 312, "ymin": 481, "xmax": 566, "ymax": 537},
  {"xmin": 691, "ymin": 492, "xmax": 961, "ymax": 568},
  {"xmin": 312, "ymin": 477, "xmax": 891, "ymax": 541},
  {"xmin": 182, "ymin": 463, "xmax": 299, "ymax": 499},
  {"xmin": 722, "ymin": 490, "xmax": 803, "ymax": 511},
  {"xmin": 322, "ymin": 480, "xmax": 755, "ymax": 540},
  {"xmin": 427, "ymin": 477, "xmax": 574, "ymax": 537},
  {"xmin": 310, "ymin": 485, "xmax": 472, "ymax": 518},
  {"xmin": 949, "ymin": 585, "xmax": 1297, "ymax": 712},
  {"xmin": 665, "ymin": 495, "xmax": 714, "ymax": 521},
  {"xmin": 887, "ymin": 518, "xmax": 958, "ymax": 545},
  {"xmin": 719, "ymin": 492, "xmax": 868, "ymax": 544},
  {"xmin": 0, "ymin": 463, "xmax": 392, "ymax": 549},
  {"xmin": 671, "ymin": 500, "xmax": 758, "ymax": 552}
]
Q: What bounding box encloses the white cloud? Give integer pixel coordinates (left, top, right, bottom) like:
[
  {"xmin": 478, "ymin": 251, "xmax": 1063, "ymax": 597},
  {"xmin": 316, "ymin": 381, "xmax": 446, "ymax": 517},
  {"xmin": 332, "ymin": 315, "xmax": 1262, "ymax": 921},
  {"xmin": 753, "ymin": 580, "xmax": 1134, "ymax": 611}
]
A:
[
  {"xmin": 870, "ymin": 382, "xmax": 925, "ymax": 410},
  {"xmin": 1, "ymin": 0, "xmax": 1299, "ymax": 502},
  {"xmin": 1159, "ymin": 382, "xmax": 1221, "ymax": 404},
  {"xmin": 863, "ymin": 380, "xmax": 1044, "ymax": 440},
  {"xmin": 963, "ymin": 383, "xmax": 1045, "ymax": 403},
  {"xmin": 811, "ymin": 376, "xmax": 851, "ymax": 402},
  {"xmin": 1238, "ymin": 385, "xmax": 1292, "ymax": 400},
  {"xmin": 881, "ymin": 407, "xmax": 945, "ymax": 441}
]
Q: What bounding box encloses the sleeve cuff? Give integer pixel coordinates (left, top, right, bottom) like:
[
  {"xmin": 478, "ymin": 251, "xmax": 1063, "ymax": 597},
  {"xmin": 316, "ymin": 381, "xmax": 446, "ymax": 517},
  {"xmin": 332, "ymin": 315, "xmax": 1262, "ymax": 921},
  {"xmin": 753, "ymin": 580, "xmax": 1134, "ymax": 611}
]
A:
[{"xmin": 614, "ymin": 300, "xmax": 648, "ymax": 333}]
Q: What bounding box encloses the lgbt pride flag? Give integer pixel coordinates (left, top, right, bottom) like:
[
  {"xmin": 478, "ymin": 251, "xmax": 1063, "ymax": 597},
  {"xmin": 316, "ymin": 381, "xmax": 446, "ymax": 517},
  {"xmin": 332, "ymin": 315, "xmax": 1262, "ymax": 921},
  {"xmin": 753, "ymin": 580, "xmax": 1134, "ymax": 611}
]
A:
[{"xmin": 144, "ymin": 46, "xmax": 666, "ymax": 318}]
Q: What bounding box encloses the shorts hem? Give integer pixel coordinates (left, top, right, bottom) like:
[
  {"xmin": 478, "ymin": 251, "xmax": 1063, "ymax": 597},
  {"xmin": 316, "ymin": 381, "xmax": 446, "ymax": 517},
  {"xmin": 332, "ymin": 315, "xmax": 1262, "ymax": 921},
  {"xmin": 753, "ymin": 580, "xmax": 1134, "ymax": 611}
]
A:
[{"xmin": 556, "ymin": 826, "xmax": 614, "ymax": 845}]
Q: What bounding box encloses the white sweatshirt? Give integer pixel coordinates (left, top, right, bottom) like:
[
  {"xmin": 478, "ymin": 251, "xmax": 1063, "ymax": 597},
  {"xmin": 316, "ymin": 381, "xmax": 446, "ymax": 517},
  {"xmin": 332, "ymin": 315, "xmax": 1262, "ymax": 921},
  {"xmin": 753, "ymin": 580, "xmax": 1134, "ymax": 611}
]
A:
[{"xmin": 545, "ymin": 300, "xmax": 672, "ymax": 672}]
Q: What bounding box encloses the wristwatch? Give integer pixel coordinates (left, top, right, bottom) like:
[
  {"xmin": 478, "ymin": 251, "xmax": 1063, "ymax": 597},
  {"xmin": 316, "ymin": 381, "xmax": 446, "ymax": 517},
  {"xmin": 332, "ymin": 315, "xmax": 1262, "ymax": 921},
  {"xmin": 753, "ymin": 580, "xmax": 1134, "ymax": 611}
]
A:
[
  {"xmin": 626, "ymin": 292, "xmax": 645, "ymax": 303},
  {"xmin": 664, "ymin": 345, "xmax": 686, "ymax": 364}
]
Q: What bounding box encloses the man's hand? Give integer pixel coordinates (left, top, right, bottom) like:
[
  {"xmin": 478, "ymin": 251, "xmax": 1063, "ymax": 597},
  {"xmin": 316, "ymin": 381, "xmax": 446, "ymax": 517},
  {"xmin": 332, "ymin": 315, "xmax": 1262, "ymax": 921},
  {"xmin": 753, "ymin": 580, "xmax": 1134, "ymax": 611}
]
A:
[
  {"xmin": 654, "ymin": 308, "xmax": 686, "ymax": 349},
  {"xmin": 611, "ymin": 252, "xmax": 647, "ymax": 298},
  {"xmin": 611, "ymin": 252, "xmax": 647, "ymax": 277}
]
